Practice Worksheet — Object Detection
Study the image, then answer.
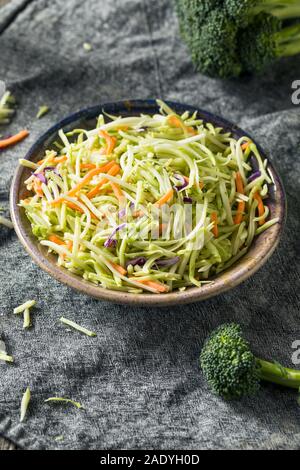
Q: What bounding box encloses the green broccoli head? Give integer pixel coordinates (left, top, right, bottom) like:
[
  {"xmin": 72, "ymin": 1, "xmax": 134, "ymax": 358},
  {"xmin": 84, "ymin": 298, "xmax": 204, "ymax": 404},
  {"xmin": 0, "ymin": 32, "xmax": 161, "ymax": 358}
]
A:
[
  {"xmin": 200, "ymin": 323, "xmax": 261, "ymax": 399},
  {"xmin": 239, "ymin": 13, "xmax": 281, "ymax": 73},
  {"xmin": 175, "ymin": 0, "xmax": 224, "ymax": 40},
  {"xmin": 189, "ymin": 9, "xmax": 241, "ymax": 78}
]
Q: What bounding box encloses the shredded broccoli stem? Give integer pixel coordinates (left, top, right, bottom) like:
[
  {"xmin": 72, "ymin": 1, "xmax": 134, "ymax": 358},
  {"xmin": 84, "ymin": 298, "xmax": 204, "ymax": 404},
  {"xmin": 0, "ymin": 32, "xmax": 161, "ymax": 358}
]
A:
[
  {"xmin": 36, "ymin": 105, "xmax": 50, "ymax": 119},
  {"xmin": 0, "ymin": 215, "xmax": 13, "ymax": 229},
  {"xmin": 23, "ymin": 308, "xmax": 31, "ymax": 329},
  {"xmin": 0, "ymin": 90, "xmax": 15, "ymax": 125},
  {"xmin": 20, "ymin": 387, "xmax": 31, "ymax": 422},
  {"xmin": 44, "ymin": 397, "xmax": 83, "ymax": 409},
  {"xmin": 14, "ymin": 299, "xmax": 36, "ymax": 314},
  {"xmin": 19, "ymin": 100, "xmax": 278, "ymax": 294},
  {"xmin": 59, "ymin": 317, "xmax": 97, "ymax": 337},
  {"xmin": 0, "ymin": 352, "xmax": 14, "ymax": 362}
]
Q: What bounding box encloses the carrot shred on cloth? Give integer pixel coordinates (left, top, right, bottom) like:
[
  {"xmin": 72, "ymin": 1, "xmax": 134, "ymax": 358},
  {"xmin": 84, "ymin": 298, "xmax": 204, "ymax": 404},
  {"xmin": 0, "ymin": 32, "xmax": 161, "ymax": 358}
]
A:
[
  {"xmin": 253, "ymin": 192, "xmax": 265, "ymax": 226},
  {"xmin": 86, "ymin": 164, "xmax": 120, "ymax": 199},
  {"xmin": 99, "ymin": 130, "xmax": 117, "ymax": 155},
  {"xmin": 155, "ymin": 189, "xmax": 174, "ymax": 207},
  {"xmin": 234, "ymin": 172, "xmax": 245, "ymax": 225},
  {"xmin": 211, "ymin": 212, "xmax": 218, "ymax": 237},
  {"xmin": 0, "ymin": 130, "xmax": 29, "ymax": 149}
]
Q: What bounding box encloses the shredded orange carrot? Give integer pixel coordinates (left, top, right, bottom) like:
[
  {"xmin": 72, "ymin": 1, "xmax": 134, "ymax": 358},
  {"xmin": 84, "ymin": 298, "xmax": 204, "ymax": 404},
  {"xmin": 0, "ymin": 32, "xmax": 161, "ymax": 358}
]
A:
[
  {"xmin": 109, "ymin": 262, "xmax": 127, "ymax": 276},
  {"xmin": 132, "ymin": 210, "xmax": 144, "ymax": 218},
  {"xmin": 241, "ymin": 142, "xmax": 251, "ymax": 151},
  {"xmin": 167, "ymin": 115, "xmax": 196, "ymax": 135},
  {"xmin": 130, "ymin": 278, "xmax": 169, "ymax": 293},
  {"xmin": 48, "ymin": 236, "xmax": 73, "ymax": 259},
  {"xmin": 110, "ymin": 182, "xmax": 124, "ymax": 202},
  {"xmin": 159, "ymin": 223, "xmax": 168, "ymax": 235},
  {"xmin": 234, "ymin": 201, "xmax": 245, "ymax": 225},
  {"xmin": 235, "ymin": 171, "xmax": 244, "ymax": 195},
  {"xmin": 234, "ymin": 172, "xmax": 245, "ymax": 225},
  {"xmin": 66, "ymin": 240, "xmax": 73, "ymax": 251},
  {"xmin": 67, "ymin": 161, "xmax": 115, "ymax": 197},
  {"xmin": 60, "ymin": 199, "xmax": 99, "ymax": 221},
  {"xmin": 253, "ymin": 192, "xmax": 265, "ymax": 226},
  {"xmin": 0, "ymin": 130, "xmax": 29, "ymax": 149},
  {"xmin": 87, "ymin": 164, "xmax": 120, "ymax": 199},
  {"xmin": 211, "ymin": 212, "xmax": 219, "ymax": 238},
  {"xmin": 99, "ymin": 130, "xmax": 117, "ymax": 155},
  {"xmin": 48, "ymin": 234, "xmax": 65, "ymax": 245},
  {"xmin": 155, "ymin": 189, "xmax": 174, "ymax": 207},
  {"xmin": 80, "ymin": 163, "xmax": 96, "ymax": 170},
  {"xmin": 38, "ymin": 155, "xmax": 67, "ymax": 165},
  {"xmin": 33, "ymin": 178, "xmax": 43, "ymax": 197},
  {"xmin": 50, "ymin": 161, "xmax": 116, "ymax": 205}
]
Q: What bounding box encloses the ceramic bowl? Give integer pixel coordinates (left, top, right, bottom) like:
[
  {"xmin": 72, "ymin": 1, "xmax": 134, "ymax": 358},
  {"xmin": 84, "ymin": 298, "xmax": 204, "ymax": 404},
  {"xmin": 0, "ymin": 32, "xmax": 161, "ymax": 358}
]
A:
[{"xmin": 10, "ymin": 100, "xmax": 286, "ymax": 306}]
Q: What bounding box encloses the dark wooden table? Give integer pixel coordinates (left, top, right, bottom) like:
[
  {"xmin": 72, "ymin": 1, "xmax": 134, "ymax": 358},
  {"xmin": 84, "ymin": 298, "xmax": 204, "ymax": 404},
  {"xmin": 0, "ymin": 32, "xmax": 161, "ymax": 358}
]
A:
[{"xmin": 0, "ymin": 0, "xmax": 16, "ymax": 451}]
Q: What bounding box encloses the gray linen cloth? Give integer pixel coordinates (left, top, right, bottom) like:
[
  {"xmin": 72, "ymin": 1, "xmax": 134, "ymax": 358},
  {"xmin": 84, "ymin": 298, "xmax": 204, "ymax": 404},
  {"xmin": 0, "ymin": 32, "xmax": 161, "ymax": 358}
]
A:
[{"xmin": 0, "ymin": 0, "xmax": 300, "ymax": 450}]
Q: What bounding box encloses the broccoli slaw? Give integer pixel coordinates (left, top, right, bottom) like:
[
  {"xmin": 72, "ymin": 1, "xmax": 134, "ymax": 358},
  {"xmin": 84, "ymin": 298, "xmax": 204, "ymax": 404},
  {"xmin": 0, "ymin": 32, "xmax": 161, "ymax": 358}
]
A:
[{"xmin": 19, "ymin": 100, "xmax": 279, "ymax": 294}]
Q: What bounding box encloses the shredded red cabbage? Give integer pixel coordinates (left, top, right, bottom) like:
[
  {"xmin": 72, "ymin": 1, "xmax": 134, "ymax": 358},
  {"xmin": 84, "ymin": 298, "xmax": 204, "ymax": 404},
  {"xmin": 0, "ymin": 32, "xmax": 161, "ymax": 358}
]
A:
[
  {"xmin": 125, "ymin": 257, "xmax": 147, "ymax": 268},
  {"xmin": 173, "ymin": 174, "xmax": 188, "ymax": 191},
  {"xmin": 118, "ymin": 202, "xmax": 134, "ymax": 219},
  {"xmin": 33, "ymin": 172, "xmax": 47, "ymax": 184},
  {"xmin": 155, "ymin": 257, "xmax": 180, "ymax": 267},
  {"xmin": 104, "ymin": 223, "xmax": 126, "ymax": 248},
  {"xmin": 248, "ymin": 171, "xmax": 261, "ymax": 183},
  {"xmin": 183, "ymin": 196, "xmax": 193, "ymax": 204}
]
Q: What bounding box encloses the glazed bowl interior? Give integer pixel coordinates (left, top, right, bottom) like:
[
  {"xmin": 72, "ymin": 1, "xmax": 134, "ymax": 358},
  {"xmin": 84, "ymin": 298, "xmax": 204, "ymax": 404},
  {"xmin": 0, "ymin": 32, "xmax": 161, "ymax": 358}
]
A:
[{"xmin": 10, "ymin": 100, "xmax": 286, "ymax": 306}]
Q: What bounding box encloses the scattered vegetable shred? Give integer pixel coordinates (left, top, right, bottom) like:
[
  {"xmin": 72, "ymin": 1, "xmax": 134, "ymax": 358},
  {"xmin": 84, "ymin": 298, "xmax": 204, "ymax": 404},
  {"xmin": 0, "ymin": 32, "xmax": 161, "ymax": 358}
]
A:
[
  {"xmin": 20, "ymin": 387, "xmax": 31, "ymax": 422},
  {"xmin": 59, "ymin": 317, "xmax": 96, "ymax": 337}
]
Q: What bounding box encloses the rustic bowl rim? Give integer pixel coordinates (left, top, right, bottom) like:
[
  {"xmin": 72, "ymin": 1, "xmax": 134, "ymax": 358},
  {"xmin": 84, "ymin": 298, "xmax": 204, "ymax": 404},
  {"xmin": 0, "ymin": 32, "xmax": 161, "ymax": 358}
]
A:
[{"xmin": 10, "ymin": 99, "xmax": 286, "ymax": 306}]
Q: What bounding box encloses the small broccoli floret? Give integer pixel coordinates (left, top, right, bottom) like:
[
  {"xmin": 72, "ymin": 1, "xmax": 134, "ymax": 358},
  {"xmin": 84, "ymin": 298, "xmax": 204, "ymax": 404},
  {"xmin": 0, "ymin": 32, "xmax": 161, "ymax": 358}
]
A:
[
  {"xmin": 189, "ymin": 10, "xmax": 241, "ymax": 78},
  {"xmin": 175, "ymin": 0, "xmax": 224, "ymax": 40},
  {"xmin": 240, "ymin": 13, "xmax": 300, "ymax": 73},
  {"xmin": 200, "ymin": 324, "xmax": 260, "ymax": 399},
  {"xmin": 200, "ymin": 323, "xmax": 300, "ymax": 400}
]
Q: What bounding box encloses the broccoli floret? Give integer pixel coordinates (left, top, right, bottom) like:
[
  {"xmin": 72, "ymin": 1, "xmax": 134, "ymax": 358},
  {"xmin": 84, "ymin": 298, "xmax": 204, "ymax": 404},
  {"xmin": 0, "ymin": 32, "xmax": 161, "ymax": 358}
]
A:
[
  {"xmin": 175, "ymin": 0, "xmax": 300, "ymax": 78},
  {"xmin": 200, "ymin": 323, "xmax": 300, "ymax": 400},
  {"xmin": 240, "ymin": 13, "xmax": 300, "ymax": 73},
  {"xmin": 225, "ymin": 0, "xmax": 300, "ymax": 25},
  {"xmin": 175, "ymin": 0, "xmax": 224, "ymax": 40},
  {"xmin": 189, "ymin": 10, "xmax": 242, "ymax": 78}
]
